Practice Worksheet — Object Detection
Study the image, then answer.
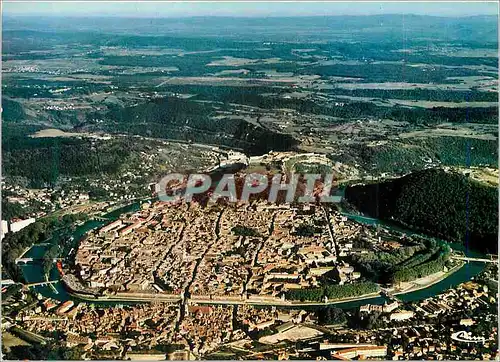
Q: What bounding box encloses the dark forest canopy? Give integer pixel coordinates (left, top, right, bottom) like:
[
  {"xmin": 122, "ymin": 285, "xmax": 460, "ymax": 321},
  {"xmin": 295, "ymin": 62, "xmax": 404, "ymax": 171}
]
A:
[
  {"xmin": 103, "ymin": 96, "xmax": 298, "ymax": 155},
  {"xmin": 345, "ymin": 169, "xmax": 498, "ymax": 253}
]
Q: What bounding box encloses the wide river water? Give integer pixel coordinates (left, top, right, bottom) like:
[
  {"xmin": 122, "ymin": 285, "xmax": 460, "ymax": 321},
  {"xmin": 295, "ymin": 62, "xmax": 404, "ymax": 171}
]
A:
[{"xmin": 20, "ymin": 201, "xmax": 486, "ymax": 309}]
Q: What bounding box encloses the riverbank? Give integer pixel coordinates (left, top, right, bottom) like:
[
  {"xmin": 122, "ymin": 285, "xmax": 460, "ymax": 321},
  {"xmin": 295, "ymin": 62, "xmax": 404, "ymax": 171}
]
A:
[
  {"xmin": 63, "ymin": 283, "xmax": 380, "ymax": 307},
  {"xmin": 62, "ymin": 259, "xmax": 468, "ymax": 307},
  {"xmin": 61, "ymin": 267, "xmax": 181, "ymax": 303},
  {"xmin": 392, "ymin": 260, "xmax": 466, "ymax": 296},
  {"xmin": 21, "ymin": 199, "xmax": 487, "ymax": 310},
  {"xmin": 67, "ymin": 289, "xmax": 182, "ymax": 304},
  {"xmin": 188, "ymin": 291, "xmax": 382, "ymax": 307}
]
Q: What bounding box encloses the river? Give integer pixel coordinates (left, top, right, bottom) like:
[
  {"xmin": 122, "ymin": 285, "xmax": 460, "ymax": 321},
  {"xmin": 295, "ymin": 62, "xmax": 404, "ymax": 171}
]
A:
[
  {"xmin": 19, "ymin": 201, "xmax": 486, "ymax": 310},
  {"xmin": 338, "ymin": 212, "xmax": 486, "ymax": 306},
  {"xmin": 20, "ymin": 201, "xmax": 142, "ymax": 306}
]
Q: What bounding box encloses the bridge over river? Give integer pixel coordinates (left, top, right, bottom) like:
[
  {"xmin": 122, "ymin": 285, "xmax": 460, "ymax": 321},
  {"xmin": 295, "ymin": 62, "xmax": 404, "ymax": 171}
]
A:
[
  {"xmin": 16, "ymin": 257, "xmax": 63, "ymax": 265},
  {"xmin": 15, "ymin": 243, "xmax": 55, "ymax": 264},
  {"xmin": 451, "ymin": 256, "xmax": 497, "ymax": 264},
  {"xmin": 25, "ymin": 280, "xmax": 59, "ymax": 288}
]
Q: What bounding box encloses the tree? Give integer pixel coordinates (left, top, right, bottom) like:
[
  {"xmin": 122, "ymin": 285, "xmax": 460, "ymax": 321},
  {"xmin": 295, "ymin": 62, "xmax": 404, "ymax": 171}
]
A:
[{"xmin": 317, "ymin": 306, "xmax": 347, "ymax": 325}]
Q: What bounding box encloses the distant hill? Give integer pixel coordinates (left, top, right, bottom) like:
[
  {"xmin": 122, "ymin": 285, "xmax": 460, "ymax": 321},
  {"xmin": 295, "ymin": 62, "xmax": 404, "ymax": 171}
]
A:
[
  {"xmin": 103, "ymin": 96, "xmax": 298, "ymax": 155},
  {"xmin": 3, "ymin": 15, "xmax": 498, "ymax": 44},
  {"xmin": 345, "ymin": 168, "xmax": 498, "ymax": 253}
]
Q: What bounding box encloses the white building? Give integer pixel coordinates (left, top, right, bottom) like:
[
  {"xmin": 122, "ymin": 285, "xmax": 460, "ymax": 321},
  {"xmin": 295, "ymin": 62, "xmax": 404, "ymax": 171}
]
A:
[
  {"xmin": 390, "ymin": 311, "xmax": 414, "ymax": 321},
  {"xmin": 1, "ymin": 220, "xmax": 8, "ymax": 240},
  {"xmin": 334, "ymin": 346, "xmax": 387, "ymax": 359},
  {"xmin": 460, "ymin": 318, "xmax": 475, "ymax": 326},
  {"xmin": 10, "ymin": 218, "xmax": 36, "ymax": 233},
  {"xmin": 383, "ymin": 301, "xmax": 399, "ymax": 313}
]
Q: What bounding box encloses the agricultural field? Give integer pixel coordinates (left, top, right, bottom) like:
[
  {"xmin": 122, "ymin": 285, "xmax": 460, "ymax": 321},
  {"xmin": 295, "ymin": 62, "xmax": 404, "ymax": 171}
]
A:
[
  {"xmin": 1, "ymin": 14, "xmax": 498, "ymax": 205},
  {"xmin": 1, "ymin": 11, "xmax": 498, "ymax": 362},
  {"xmin": 3, "ymin": 16, "xmax": 497, "ymax": 181}
]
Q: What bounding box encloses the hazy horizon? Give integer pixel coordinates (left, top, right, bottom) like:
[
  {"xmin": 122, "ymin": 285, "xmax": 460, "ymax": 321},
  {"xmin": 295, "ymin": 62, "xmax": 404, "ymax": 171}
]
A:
[{"xmin": 3, "ymin": 1, "xmax": 498, "ymax": 18}]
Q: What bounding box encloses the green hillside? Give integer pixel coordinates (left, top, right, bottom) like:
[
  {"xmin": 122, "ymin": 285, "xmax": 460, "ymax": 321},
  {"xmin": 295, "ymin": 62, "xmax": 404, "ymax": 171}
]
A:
[{"xmin": 345, "ymin": 168, "xmax": 498, "ymax": 253}]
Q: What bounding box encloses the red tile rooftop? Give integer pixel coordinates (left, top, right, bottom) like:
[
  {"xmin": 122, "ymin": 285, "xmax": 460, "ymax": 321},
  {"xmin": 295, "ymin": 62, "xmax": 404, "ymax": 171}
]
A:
[{"xmin": 188, "ymin": 305, "xmax": 213, "ymax": 315}]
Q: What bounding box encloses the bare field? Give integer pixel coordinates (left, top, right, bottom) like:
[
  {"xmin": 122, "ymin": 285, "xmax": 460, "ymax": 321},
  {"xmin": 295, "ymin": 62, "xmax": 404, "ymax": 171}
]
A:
[
  {"xmin": 30, "ymin": 128, "xmax": 111, "ymax": 139},
  {"xmin": 332, "ymin": 95, "xmax": 498, "ymax": 109},
  {"xmin": 453, "ymin": 166, "xmax": 499, "ymax": 187},
  {"xmin": 1, "ymin": 332, "xmax": 31, "ymax": 352},
  {"xmin": 316, "ymin": 78, "xmax": 498, "ymax": 92},
  {"xmin": 398, "ymin": 128, "xmax": 497, "ymax": 140},
  {"xmin": 206, "ymin": 56, "xmax": 282, "ymax": 66},
  {"xmin": 259, "ymin": 325, "xmax": 323, "ymax": 344}
]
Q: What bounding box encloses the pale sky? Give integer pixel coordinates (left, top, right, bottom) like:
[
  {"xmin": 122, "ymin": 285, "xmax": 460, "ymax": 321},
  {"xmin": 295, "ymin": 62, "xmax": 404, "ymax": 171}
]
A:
[{"xmin": 2, "ymin": 1, "xmax": 499, "ymax": 18}]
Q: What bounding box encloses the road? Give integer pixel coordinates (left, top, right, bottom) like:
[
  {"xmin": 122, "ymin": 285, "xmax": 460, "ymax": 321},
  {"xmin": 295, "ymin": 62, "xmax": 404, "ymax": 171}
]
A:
[
  {"xmin": 188, "ymin": 292, "xmax": 381, "ymax": 307},
  {"xmin": 322, "ymin": 205, "xmax": 340, "ymax": 256},
  {"xmin": 175, "ymin": 207, "xmax": 224, "ymax": 352},
  {"xmin": 242, "ymin": 212, "xmax": 276, "ymax": 295}
]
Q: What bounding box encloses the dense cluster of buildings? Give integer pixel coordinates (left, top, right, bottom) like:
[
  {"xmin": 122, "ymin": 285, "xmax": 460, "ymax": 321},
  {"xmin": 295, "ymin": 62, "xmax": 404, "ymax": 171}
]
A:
[
  {"xmin": 180, "ymin": 305, "xmax": 239, "ymax": 356},
  {"xmin": 1, "ymin": 138, "xmax": 222, "ymax": 239},
  {"xmin": 4, "ymin": 253, "xmax": 497, "ymax": 360},
  {"xmin": 415, "ymin": 281, "xmax": 492, "ymax": 318},
  {"xmin": 350, "ymin": 279, "xmax": 497, "ymax": 360},
  {"xmin": 2, "ymin": 181, "xmax": 94, "ymax": 219},
  {"xmin": 13, "ymin": 297, "xmax": 179, "ymax": 359},
  {"xmin": 2, "ymin": 149, "xmax": 497, "ymax": 360},
  {"xmin": 360, "ymin": 301, "xmax": 400, "ymax": 314},
  {"xmin": 238, "ymin": 304, "xmax": 316, "ymax": 332},
  {"xmin": 73, "ymin": 200, "xmax": 371, "ymax": 301}
]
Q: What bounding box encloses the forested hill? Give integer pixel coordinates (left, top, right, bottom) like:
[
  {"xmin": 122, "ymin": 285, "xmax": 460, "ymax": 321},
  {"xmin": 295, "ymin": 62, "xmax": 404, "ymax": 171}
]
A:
[
  {"xmin": 344, "ymin": 169, "xmax": 498, "ymax": 253},
  {"xmin": 103, "ymin": 97, "xmax": 298, "ymax": 155}
]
